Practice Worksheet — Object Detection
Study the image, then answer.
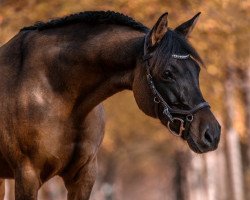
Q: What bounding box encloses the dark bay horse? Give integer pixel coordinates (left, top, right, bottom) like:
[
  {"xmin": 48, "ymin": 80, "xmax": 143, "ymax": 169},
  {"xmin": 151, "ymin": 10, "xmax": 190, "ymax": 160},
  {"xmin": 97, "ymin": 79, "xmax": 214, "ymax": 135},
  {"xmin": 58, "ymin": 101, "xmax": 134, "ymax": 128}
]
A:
[{"xmin": 0, "ymin": 11, "xmax": 220, "ymax": 199}]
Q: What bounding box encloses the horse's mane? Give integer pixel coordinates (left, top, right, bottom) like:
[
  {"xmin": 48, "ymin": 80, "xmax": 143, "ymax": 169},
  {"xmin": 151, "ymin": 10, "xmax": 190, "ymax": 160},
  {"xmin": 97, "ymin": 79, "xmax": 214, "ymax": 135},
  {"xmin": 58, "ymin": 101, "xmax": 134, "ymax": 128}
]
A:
[
  {"xmin": 20, "ymin": 11, "xmax": 203, "ymax": 65},
  {"xmin": 20, "ymin": 10, "xmax": 149, "ymax": 32}
]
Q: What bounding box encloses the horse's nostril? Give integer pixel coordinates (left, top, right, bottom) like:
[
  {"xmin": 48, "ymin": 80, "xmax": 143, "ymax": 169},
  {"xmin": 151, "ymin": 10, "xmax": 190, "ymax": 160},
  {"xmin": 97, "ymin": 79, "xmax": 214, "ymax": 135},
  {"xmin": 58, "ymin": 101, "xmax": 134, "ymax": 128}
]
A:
[{"xmin": 204, "ymin": 130, "xmax": 213, "ymax": 145}]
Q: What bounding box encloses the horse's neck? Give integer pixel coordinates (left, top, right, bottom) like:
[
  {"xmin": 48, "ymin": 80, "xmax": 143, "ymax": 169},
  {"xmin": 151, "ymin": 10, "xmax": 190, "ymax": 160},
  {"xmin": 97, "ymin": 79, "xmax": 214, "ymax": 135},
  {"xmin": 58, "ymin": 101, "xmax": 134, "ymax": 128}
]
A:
[
  {"xmin": 0, "ymin": 25, "xmax": 145, "ymax": 117},
  {"xmin": 47, "ymin": 25, "xmax": 146, "ymax": 117}
]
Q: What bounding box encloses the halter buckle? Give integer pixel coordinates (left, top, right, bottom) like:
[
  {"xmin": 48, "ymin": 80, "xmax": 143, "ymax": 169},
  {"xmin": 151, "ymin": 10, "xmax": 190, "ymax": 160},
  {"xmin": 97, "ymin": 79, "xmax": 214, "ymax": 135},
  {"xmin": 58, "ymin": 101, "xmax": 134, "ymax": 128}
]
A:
[{"xmin": 167, "ymin": 117, "xmax": 185, "ymax": 137}]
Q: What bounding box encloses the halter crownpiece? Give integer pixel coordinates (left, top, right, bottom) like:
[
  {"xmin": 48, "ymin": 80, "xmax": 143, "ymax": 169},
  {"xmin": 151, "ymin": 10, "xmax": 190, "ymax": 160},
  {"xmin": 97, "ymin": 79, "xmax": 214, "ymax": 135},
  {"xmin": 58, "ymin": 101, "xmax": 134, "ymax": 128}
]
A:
[
  {"xmin": 142, "ymin": 36, "xmax": 210, "ymax": 139},
  {"xmin": 172, "ymin": 54, "xmax": 190, "ymax": 59}
]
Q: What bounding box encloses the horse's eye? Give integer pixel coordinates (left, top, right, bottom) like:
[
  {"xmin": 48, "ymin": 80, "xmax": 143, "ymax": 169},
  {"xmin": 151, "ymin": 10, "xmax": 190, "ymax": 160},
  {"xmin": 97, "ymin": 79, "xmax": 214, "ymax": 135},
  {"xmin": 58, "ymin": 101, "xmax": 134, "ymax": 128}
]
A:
[{"xmin": 163, "ymin": 70, "xmax": 175, "ymax": 81}]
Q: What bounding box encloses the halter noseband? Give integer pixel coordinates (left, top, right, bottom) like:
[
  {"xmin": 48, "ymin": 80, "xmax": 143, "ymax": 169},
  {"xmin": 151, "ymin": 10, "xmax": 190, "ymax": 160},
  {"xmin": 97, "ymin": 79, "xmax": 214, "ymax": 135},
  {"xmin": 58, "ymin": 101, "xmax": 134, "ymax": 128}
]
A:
[{"xmin": 142, "ymin": 36, "xmax": 210, "ymax": 139}]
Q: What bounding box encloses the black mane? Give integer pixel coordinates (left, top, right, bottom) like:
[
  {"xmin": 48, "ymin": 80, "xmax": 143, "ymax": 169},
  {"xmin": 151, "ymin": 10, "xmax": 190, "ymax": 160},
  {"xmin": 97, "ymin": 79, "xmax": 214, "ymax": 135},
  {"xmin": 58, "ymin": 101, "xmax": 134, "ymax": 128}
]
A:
[
  {"xmin": 20, "ymin": 11, "xmax": 149, "ymax": 32},
  {"xmin": 20, "ymin": 11, "xmax": 202, "ymax": 64}
]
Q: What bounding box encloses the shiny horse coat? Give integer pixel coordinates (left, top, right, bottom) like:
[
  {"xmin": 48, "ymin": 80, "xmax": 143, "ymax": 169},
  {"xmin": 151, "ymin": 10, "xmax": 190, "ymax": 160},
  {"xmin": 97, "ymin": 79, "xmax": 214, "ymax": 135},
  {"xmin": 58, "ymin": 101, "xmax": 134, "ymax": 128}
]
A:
[{"xmin": 0, "ymin": 11, "xmax": 220, "ymax": 199}]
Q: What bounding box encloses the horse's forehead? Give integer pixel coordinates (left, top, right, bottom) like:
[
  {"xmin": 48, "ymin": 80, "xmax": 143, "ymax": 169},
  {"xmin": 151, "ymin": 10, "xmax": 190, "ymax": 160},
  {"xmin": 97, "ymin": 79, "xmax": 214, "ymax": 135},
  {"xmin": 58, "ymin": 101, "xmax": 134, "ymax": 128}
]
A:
[
  {"xmin": 173, "ymin": 59, "xmax": 198, "ymax": 75},
  {"xmin": 156, "ymin": 58, "xmax": 194, "ymax": 74}
]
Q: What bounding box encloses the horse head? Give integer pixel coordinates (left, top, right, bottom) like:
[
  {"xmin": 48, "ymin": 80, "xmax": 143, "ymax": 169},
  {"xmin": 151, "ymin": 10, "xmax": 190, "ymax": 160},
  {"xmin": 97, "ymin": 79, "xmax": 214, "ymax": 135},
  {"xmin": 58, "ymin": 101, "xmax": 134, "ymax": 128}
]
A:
[{"xmin": 133, "ymin": 13, "xmax": 221, "ymax": 153}]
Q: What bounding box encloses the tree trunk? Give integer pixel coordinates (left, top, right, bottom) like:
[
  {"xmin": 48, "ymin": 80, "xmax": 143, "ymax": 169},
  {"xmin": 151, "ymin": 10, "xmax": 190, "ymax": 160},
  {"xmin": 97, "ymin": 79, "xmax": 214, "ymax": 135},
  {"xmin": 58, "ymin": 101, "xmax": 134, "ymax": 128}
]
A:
[
  {"xmin": 245, "ymin": 66, "xmax": 250, "ymax": 174},
  {"xmin": 0, "ymin": 179, "xmax": 4, "ymax": 200},
  {"xmin": 4, "ymin": 180, "xmax": 14, "ymax": 200},
  {"xmin": 173, "ymin": 151, "xmax": 189, "ymax": 200},
  {"xmin": 238, "ymin": 65, "xmax": 250, "ymax": 200},
  {"xmin": 186, "ymin": 153, "xmax": 207, "ymax": 200},
  {"xmin": 205, "ymin": 140, "xmax": 228, "ymax": 200},
  {"xmin": 224, "ymin": 66, "xmax": 245, "ymax": 200}
]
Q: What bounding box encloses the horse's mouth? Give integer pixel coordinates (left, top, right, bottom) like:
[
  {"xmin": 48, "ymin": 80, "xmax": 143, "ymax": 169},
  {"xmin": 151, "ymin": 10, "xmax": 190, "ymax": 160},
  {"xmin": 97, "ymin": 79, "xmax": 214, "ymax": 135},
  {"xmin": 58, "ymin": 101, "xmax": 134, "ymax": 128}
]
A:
[
  {"xmin": 186, "ymin": 135, "xmax": 203, "ymax": 154},
  {"xmin": 186, "ymin": 133, "xmax": 217, "ymax": 154},
  {"xmin": 160, "ymin": 115, "xmax": 217, "ymax": 154}
]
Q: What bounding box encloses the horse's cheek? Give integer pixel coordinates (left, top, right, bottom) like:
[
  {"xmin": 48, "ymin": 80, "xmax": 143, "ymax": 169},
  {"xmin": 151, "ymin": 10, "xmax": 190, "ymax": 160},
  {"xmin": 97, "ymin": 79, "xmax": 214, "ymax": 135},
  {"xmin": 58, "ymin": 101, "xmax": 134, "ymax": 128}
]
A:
[{"xmin": 132, "ymin": 67, "xmax": 157, "ymax": 118}]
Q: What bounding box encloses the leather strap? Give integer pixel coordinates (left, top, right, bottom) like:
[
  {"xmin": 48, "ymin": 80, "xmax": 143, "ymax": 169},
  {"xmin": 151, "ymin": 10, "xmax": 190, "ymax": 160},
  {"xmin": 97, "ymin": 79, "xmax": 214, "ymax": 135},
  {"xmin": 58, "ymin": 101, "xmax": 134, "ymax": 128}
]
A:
[{"xmin": 142, "ymin": 35, "xmax": 210, "ymax": 138}]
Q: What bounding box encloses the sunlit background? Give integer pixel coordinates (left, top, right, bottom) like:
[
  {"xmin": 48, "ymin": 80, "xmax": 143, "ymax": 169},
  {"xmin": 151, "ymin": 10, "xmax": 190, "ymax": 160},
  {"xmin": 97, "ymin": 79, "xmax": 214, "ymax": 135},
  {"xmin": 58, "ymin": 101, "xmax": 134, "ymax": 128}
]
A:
[{"xmin": 0, "ymin": 0, "xmax": 249, "ymax": 200}]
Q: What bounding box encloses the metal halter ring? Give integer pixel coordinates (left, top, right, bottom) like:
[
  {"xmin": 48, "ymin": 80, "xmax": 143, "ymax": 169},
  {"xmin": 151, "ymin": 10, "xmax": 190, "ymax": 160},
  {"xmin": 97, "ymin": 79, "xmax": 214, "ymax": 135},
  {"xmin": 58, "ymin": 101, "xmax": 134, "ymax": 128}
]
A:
[
  {"xmin": 154, "ymin": 97, "xmax": 160, "ymax": 103},
  {"xmin": 186, "ymin": 114, "xmax": 194, "ymax": 122},
  {"xmin": 167, "ymin": 118, "xmax": 185, "ymax": 137}
]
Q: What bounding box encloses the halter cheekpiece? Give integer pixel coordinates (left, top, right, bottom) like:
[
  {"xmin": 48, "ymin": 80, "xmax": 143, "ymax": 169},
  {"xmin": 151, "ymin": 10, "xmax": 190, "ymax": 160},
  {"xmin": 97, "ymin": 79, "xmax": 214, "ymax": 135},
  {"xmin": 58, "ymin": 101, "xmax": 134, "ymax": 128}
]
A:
[{"xmin": 142, "ymin": 35, "xmax": 210, "ymax": 139}]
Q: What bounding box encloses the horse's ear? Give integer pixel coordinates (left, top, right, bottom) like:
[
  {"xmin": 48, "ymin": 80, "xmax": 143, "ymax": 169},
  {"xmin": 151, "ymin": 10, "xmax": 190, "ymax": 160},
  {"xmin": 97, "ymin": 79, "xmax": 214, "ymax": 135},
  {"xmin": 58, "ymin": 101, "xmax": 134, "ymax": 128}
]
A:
[
  {"xmin": 175, "ymin": 12, "xmax": 201, "ymax": 37},
  {"xmin": 147, "ymin": 12, "xmax": 168, "ymax": 47}
]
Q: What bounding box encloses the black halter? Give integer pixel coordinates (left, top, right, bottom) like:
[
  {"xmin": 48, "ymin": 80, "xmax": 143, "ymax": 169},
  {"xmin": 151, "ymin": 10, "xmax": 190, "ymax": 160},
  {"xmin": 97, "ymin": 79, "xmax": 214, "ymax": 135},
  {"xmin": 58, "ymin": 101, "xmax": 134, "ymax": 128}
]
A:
[{"xmin": 142, "ymin": 36, "xmax": 210, "ymax": 139}]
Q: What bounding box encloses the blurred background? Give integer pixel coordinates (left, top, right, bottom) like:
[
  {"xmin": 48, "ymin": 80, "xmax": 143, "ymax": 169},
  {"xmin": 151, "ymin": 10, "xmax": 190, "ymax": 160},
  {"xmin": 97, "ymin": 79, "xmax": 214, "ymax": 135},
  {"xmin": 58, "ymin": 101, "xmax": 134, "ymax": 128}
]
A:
[{"xmin": 0, "ymin": 0, "xmax": 249, "ymax": 200}]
